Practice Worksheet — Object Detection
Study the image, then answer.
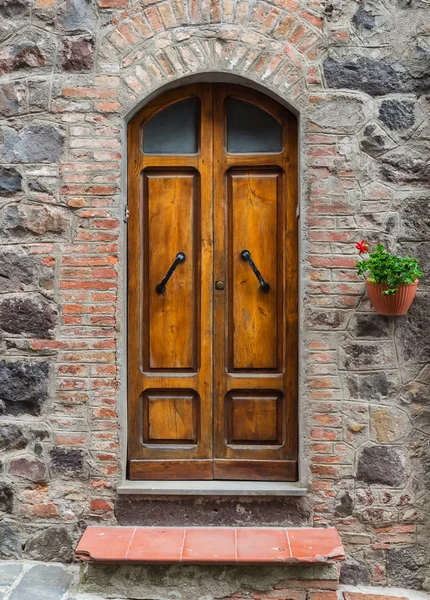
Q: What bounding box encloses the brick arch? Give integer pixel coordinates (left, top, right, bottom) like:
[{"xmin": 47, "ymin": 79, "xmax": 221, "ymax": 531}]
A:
[{"xmin": 98, "ymin": 6, "xmax": 324, "ymax": 115}]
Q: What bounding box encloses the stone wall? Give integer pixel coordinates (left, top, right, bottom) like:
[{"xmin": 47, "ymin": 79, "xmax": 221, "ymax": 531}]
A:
[{"xmin": 0, "ymin": 0, "xmax": 429, "ymax": 591}]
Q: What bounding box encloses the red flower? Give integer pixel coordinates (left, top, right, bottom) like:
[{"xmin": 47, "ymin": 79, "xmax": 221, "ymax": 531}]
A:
[{"xmin": 355, "ymin": 240, "xmax": 368, "ymax": 254}]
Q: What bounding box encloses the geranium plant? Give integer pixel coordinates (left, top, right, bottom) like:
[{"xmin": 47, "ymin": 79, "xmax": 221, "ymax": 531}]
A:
[{"xmin": 355, "ymin": 241, "xmax": 423, "ymax": 295}]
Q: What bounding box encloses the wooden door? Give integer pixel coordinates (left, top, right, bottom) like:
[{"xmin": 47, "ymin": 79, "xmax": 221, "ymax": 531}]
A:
[{"xmin": 128, "ymin": 84, "xmax": 298, "ymax": 481}]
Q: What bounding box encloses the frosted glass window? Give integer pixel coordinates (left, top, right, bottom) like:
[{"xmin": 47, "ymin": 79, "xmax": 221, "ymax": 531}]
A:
[
  {"xmin": 143, "ymin": 97, "xmax": 199, "ymax": 154},
  {"xmin": 227, "ymin": 98, "xmax": 282, "ymax": 153}
]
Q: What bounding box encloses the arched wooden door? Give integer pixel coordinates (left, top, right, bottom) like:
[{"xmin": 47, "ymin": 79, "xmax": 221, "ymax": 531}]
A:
[{"xmin": 127, "ymin": 83, "xmax": 298, "ymax": 481}]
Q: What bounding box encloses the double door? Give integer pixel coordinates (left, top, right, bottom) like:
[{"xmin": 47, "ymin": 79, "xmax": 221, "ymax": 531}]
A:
[{"xmin": 128, "ymin": 83, "xmax": 298, "ymax": 481}]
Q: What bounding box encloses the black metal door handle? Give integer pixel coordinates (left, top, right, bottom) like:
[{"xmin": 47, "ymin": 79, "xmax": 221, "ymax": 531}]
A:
[
  {"xmin": 240, "ymin": 250, "xmax": 270, "ymax": 293},
  {"xmin": 155, "ymin": 252, "xmax": 186, "ymax": 294}
]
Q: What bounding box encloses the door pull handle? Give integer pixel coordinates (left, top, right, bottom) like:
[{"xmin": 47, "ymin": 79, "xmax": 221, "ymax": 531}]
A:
[
  {"xmin": 155, "ymin": 252, "xmax": 186, "ymax": 294},
  {"xmin": 240, "ymin": 249, "xmax": 270, "ymax": 293}
]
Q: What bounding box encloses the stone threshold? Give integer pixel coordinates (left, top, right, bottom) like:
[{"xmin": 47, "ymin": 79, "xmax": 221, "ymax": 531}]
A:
[
  {"xmin": 117, "ymin": 480, "xmax": 308, "ymax": 496},
  {"xmin": 75, "ymin": 526, "xmax": 344, "ymax": 564}
]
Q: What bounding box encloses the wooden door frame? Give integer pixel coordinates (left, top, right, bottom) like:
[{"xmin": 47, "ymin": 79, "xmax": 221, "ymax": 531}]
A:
[{"xmin": 120, "ymin": 75, "xmax": 306, "ymax": 492}]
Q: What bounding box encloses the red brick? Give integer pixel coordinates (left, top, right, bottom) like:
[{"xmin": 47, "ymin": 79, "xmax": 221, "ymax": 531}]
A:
[{"xmin": 98, "ymin": 0, "xmax": 127, "ymax": 7}]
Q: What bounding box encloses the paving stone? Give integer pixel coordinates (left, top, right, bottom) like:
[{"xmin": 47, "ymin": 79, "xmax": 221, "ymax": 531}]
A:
[
  {"xmin": 10, "ymin": 565, "xmax": 73, "ymax": 600},
  {"xmin": 0, "ymin": 562, "xmax": 22, "ymax": 586}
]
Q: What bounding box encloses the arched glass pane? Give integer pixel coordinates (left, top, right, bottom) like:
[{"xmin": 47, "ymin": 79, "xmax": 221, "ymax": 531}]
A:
[
  {"xmin": 227, "ymin": 98, "xmax": 282, "ymax": 153},
  {"xmin": 143, "ymin": 97, "xmax": 199, "ymax": 154}
]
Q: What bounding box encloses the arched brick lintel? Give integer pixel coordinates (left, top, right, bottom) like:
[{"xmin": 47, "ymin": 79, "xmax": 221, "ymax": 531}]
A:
[{"xmin": 122, "ymin": 70, "xmax": 303, "ymax": 123}]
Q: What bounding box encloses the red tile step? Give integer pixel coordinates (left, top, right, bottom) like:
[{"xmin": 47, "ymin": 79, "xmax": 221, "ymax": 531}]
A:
[{"xmin": 76, "ymin": 526, "xmax": 344, "ymax": 565}]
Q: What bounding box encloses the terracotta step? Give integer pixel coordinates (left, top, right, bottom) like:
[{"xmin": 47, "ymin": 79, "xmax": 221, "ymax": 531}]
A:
[{"xmin": 76, "ymin": 526, "xmax": 344, "ymax": 564}]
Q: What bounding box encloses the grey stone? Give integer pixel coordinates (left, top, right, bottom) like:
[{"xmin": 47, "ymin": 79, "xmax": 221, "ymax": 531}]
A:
[
  {"xmin": 381, "ymin": 151, "xmax": 430, "ymax": 185},
  {"xmin": 8, "ymin": 457, "xmax": 47, "ymax": 482},
  {"xmin": 0, "ymin": 82, "xmax": 25, "ymax": 117},
  {"xmin": 62, "ymin": 36, "xmax": 94, "ymax": 71},
  {"xmin": 1, "ymin": 124, "xmax": 65, "ymax": 163},
  {"xmin": 0, "ymin": 360, "xmax": 49, "ymax": 416},
  {"xmin": 309, "ymin": 309, "xmax": 348, "ymax": 329},
  {"xmin": 50, "ymin": 447, "xmax": 85, "ymax": 474},
  {"xmin": 399, "ymin": 196, "xmax": 430, "ymax": 241},
  {"xmin": 0, "ymin": 482, "xmax": 13, "ymax": 513},
  {"xmin": 0, "ymin": 0, "xmax": 30, "ymax": 17},
  {"xmin": 360, "ymin": 124, "xmax": 394, "ymax": 157},
  {"xmin": 27, "ymin": 78, "xmax": 50, "ymax": 111},
  {"xmin": 0, "ymin": 562, "xmax": 22, "ymax": 586},
  {"xmin": 0, "ymin": 523, "xmax": 20, "ymax": 559},
  {"xmin": 10, "ymin": 565, "xmax": 73, "ymax": 600},
  {"xmin": 386, "ymin": 546, "xmax": 426, "ymax": 589},
  {"xmin": 356, "ymin": 446, "xmax": 405, "ymax": 487},
  {"xmin": 334, "ymin": 491, "xmax": 353, "ymax": 517},
  {"xmin": 25, "ymin": 526, "xmax": 74, "ymax": 562},
  {"xmin": 323, "ymin": 57, "xmax": 430, "ymax": 97},
  {"xmin": 352, "ymin": 5, "xmax": 375, "ymax": 30},
  {"xmin": 0, "ymin": 294, "xmax": 57, "ymax": 338},
  {"xmin": 339, "ymin": 555, "xmax": 371, "ymax": 585},
  {"xmin": 379, "ymin": 99, "xmax": 415, "ymax": 131},
  {"xmin": 0, "ymin": 165, "xmax": 22, "ymax": 193},
  {"xmin": 3, "ymin": 204, "xmax": 69, "ymax": 237},
  {"xmin": 0, "ymin": 250, "xmax": 35, "ymax": 291},
  {"xmin": 401, "ymin": 381, "xmax": 430, "ymax": 434},
  {"xmin": 309, "ymin": 95, "xmax": 367, "ymax": 134},
  {"xmin": 0, "ymin": 42, "xmax": 46, "ymax": 75},
  {"xmin": 59, "ymin": 0, "xmax": 96, "ymax": 31},
  {"xmin": 339, "ymin": 341, "xmax": 396, "ymax": 370},
  {"xmin": 395, "ymin": 294, "xmax": 430, "ymax": 366},
  {"xmin": 348, "ymin": 313, "xmax": 391, "ymax": 338},
  {"xmin": 0, "ymin": 424, "xmax": 27, "ymax": 451}
]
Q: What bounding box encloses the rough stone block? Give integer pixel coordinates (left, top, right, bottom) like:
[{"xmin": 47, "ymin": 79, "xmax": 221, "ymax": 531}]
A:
[
  {"xmin": 381, "ymin": 151, "xmax": 430, "ymax": 186},
  {"xmin": 0, "ymin": 165, "xmax": 22, "ymax": 193},
  {"xmin": 0, "ymin": 294, "xmax": 57, "ymax": 338},
  {"xmin": 378, "ymin": 99, "xmax": 415, "ymax": 131},
  {"xmin": 8, "ymin": 457, "xmax": 48, "ymax": 482},
  {"xmin": 2, "ymin": 204, "xmax": 69, "ymax": 237},
  {"xmin": 0, "ymin": 360, "xmax": 49, "ymax": 416},
  {"xmin": 356, "ymin": 446, "xmax": 405, "ymax": 487},
  {"xmin": 348, "ymin": 313, "xmax": 391, "ymax": 338},
  {"xmin": 50, "ymin": 447, "xmax": 86, "ymax": 475},
  {"xmin": 0, "ymin": 482, "xmax": 13, "ymax": 513},
  {"xmin": 309, "ymin": 95, "xmax": 368, "ymax": 134},
  {"xmin": 0, "ymin": 424, "xmax": 27, "ymax": 451},
  {"xmin": 25, "ymin": 526, "xmax": 74, "ymax": 562},
  {"xmin": 0, "ymin": 249, "xmax": 36, "ymax": 291},
  {"xmin": 62, "ymin": 36, "xmax": 94, "ymax": 71},
  {"xmin": 338, "ymin": 341, "xmax": 396, "ymax": 371},
  {"xmin": 386, "ymin": 546, "xmax": 426, "ymax": 590},
  {"xmin": 0, "ymin": 522, "xmax": 21, "ymax": 559},
  {"xmin": 395, "ymin": 294, "xmax": 430, "ymax": 366},
  {"xmin": 0, "ymin": 81, "xmax": 26, "ymax": 116},
  {"xmin": 324, "ymin": 57, "xmax": 430, "ymax": 96},
  {"xmin": 1, "ymin": 124, "xmax": 65, "ymax": 163},
  {"xmin": 370, "ymin": 407, "xmax": 410, "ymax": 442}
]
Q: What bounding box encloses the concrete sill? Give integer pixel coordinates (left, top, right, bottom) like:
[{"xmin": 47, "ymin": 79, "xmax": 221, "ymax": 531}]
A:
[{"xmin": 117, "ymin": 481, "xmax": 308, "ymax": 496}]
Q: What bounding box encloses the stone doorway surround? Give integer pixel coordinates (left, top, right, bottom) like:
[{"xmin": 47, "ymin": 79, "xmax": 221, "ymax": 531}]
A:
[{"xmin": 0, "ymin": 0, "xmax": 429, "ymax": 592}]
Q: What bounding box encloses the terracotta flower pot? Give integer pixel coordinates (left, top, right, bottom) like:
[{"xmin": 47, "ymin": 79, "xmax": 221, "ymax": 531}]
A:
[{"xmin": 366, "ymin": 279, "xmax": 418, "ymax": 316}]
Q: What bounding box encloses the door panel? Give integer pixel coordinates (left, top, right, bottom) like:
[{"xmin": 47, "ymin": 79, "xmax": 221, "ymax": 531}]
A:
[
  {"xmin": 144, "ymin": 170, "xmax": 199, "ymax": 371},
  {"xmin": 228, "ymin": 170, "xmax": 280, "ymax": 371},
  {"xmin": 128, "ymin": 85, "xmax": 213, "ymax": 480},
  {"xmin": 213, "ymin": 84, "xmax": 298, "ymax": 481},
  {"xmin": 128, "ymin": 83, "xmax": 298, "ymax": 482}
]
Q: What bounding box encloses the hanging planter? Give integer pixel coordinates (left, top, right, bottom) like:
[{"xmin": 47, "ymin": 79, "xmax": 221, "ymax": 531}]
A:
[{"xmin": 355, "ymin": 241, "xmax": 423, "ymax": 317}]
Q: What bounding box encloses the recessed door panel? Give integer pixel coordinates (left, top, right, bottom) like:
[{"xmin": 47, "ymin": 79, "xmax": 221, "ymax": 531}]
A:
[
  {"xmin": 142, "ymin": 390, "xmax": 199, "ymax": 444},
  {"xmin": 226, "ymin": 391, "xmax": 283, "ymax": 445},
  {"xmin": 228, "ymin": 171, "xmax": 281, "ymax": 372},
  {"xmin": 143, "ymin": 171, "xmax": 199, "ymax": 371}
]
